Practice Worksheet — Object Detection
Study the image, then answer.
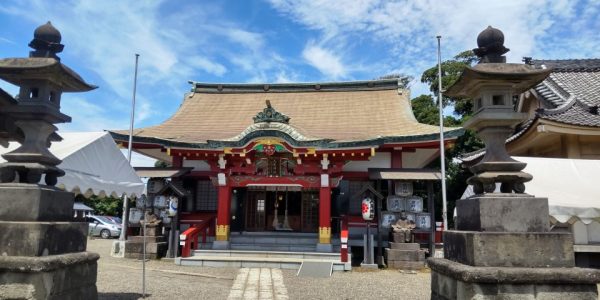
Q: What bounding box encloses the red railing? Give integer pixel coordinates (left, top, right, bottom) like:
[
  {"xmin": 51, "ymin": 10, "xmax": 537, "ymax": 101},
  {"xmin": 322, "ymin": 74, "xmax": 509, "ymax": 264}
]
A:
[{"xmin": 179, "ymin": 216, "xmax": 214, "ymax": 258}]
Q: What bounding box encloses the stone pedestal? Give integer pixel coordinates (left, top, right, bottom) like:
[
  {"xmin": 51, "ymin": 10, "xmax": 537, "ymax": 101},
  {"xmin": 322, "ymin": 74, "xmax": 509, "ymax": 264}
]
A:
[
  {"xmin": 385, "ymin": 233, "xmax": 426, "ymax": 270},
  {"xmin": 429, "ymin": 195, "xmax": 600, "ymax": 299},
  {"xmin": 124, "ymin": 235, "xmax": 167, "ymax": 259},
  {"xmin": 0, "ymin": 185, "xmax": 99, "ymax": 299}
]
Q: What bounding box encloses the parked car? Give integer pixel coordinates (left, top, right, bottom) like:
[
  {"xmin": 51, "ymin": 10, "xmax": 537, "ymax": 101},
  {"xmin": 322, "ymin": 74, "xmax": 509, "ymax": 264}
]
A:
[
  {"xmin": 88, "ymin": 215, "xmax": 122, "ymax": 239},
  {"xmin": 106, "ymin": 216, "xmax": 123, "ymax": 225}
]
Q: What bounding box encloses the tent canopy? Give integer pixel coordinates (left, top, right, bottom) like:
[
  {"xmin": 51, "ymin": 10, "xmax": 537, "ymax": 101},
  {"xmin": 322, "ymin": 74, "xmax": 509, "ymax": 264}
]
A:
[
  {"xmin": 461, "ymin": 156, "xmax": 600, "ymax": 225},
  {"xmin": 0, "ymin": 132, "xmax": 143, "ymax": 198}
]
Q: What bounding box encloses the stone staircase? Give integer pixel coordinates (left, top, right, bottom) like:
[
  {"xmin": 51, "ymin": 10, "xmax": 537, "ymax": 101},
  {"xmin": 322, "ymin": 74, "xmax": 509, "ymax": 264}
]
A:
[{"xmin": 176, "ymin": 231, "xmax": 350, "ymax": 271}]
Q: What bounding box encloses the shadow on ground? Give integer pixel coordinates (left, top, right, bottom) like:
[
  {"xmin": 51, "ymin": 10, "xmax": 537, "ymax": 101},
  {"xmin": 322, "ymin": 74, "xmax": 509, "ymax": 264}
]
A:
[{"xmin": 98, "ymin": 292, "xmax": 150, "ymax": 300}]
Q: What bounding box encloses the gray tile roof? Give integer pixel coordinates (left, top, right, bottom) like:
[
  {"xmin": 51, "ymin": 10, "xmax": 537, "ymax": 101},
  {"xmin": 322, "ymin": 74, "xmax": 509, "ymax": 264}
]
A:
[
  {"xmin": 531, "ymin": 59, "xmax": 600, "ymax": 127},
  {"xmin": 532, "ymin": 59, "xmax": 600, "ymax": 72},
  {"xmin": 460, "ymin": 59, "xmax": 600, "ymax": 163}
]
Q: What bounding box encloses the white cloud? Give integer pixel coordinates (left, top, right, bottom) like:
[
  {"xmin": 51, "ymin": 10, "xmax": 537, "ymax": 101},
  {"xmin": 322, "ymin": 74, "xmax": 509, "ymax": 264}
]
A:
[
  {"xmin": 188, "ymin": 56, "xmax": 227, "ymax": 77},
  {"xmin": 302, "ymin": 43, "xmax": 347, "ymax": 78},
  {"xmin": 270, "ymin": 0, "xmax": 596, "ymax": 89}
]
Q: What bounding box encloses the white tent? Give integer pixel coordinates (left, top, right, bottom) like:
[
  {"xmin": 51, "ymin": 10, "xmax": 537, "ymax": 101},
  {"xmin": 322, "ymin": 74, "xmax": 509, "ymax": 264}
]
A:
[
  {"xmin": 461, "ymin": 156, "xmax": 600, "ymax": 225},
  {"xmin": 0, "ymin": 132, "xmax": 144, "ymax": 198}
]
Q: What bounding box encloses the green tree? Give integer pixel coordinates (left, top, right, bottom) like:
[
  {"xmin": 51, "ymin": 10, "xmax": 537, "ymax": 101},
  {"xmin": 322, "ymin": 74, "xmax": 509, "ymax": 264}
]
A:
[
  {"xmin": 420, "ymin": 50, "xmax": 478, "ymax": 117},
  {"xmin": 78, "ymin": 195, "xmax": 124, "ymax": 216},
  {"xmin": 154, "ymin": 160, "xmax": 169, "ymax": 168}
]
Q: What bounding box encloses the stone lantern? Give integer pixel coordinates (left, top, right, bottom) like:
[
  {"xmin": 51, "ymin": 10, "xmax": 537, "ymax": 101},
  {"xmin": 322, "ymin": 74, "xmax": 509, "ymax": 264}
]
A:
[
  {"xmin": 427, "ymin": 26, "xmax": 600, "ymax": 300},
  {"xmin": 448, "ymin": 26, "xmax": 551, "ymax": 195},
  {"xmin": 0, "ymin": 22, "xmax": 99, "ymax": 299}
]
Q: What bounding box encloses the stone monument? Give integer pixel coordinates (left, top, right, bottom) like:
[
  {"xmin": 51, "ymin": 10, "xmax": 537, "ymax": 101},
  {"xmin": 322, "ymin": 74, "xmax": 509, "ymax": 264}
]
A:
[
  {"xmin": 0, "ymin": 22, "xmax": 99, "ymax": 299},
  {"xmin": 428, "ymin": 26, "xmax": 600, "ymax": 299},
  {"xmin": 386, "ymin": 212, "xmax": 426, "ymax": 270},
  {"xmin": 124, "ymin": 210, "xmax": 167, "ymax": 259}
]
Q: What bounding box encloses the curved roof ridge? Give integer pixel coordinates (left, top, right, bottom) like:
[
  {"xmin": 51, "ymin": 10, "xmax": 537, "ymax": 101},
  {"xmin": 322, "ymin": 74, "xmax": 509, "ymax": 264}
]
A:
[
  {"xmin": 189, "ymin": 78, "xmax": 402, "ymax": 94},
  {"xmin": 532, "ymin": 58, "xmax": 600, "ymax": 72},
  {"xmin": 534, "ymin": 75, "xmax": 570, "ymax": 107},
  {"xmin": 217, "ymin": 122, "xmax": 325, "ymax": 142}
]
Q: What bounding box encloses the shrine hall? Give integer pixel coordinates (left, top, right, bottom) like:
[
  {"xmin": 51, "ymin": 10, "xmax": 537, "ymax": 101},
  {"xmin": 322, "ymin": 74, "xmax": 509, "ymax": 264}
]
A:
[{"xmin": 110, "ymin": 79, "xmax": 462, "ymax": 253}]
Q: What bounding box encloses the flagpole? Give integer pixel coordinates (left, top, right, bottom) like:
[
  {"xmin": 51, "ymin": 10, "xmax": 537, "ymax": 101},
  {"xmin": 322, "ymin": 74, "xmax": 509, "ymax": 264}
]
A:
[{"xmin": 436, "ymin": 36, "xmax": 449, "ymax": 231}]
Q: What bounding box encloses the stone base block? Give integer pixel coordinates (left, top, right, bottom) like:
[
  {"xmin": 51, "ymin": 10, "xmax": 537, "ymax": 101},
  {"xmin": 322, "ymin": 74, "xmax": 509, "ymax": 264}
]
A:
[
  {"xmin": 111, "ymin": 240, "xmax": 126, "ymax": 258},
  {"xmin": 429, "ymin": 258, "xmax": 600, "ymax": 300},
  {"xmin": 142, "ymin": 226, "xmax": 163, "ymax": 237},
  {"xmin": 388, "ymin": 260, "xmax": 425, "ymax": 270},
  {"xmin": 385, "ymin": 248, "xmax": 425, "ymax": 261},
  {"xmin": 389, "ymin": 242, "xmax": 420, "ymax": 251},
  {"xmin": 360, "ymin": 263, "xmax": 378, "ymax": 270},
  {"xmin": 124, "ymin": 240, "xmax": 167, "ymax": 259},
  {"xmin": 391, "ymin": 232, "xmax": 412, "ymax": 243},
  {"xmin": 0, "ymin": 251, "xmax": 99, "ymax": 300},
  {"xmin": 0, "ymin": 221, "xmax": 87, "ymax": 256},
  {"xmin": 456, "ymin": 195, "xmax": 549, "ymax": 232},
  {"xmin": 128, "ymin": 236, "xmax": 166, "ymax": 243},
  {"xmin": 0, "ymin": 184, "xmax": 74, "ymax": 221},
  {"xmin": 444, "ymin": 230, "xmax": 574, "ymax": 267}
]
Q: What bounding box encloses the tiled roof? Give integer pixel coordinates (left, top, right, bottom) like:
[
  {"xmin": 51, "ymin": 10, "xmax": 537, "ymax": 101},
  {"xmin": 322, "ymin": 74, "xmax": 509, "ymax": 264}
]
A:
[
  {"xmin": 460, "ymin": 59, "xmax": 600, "ymax": 163},
  {"xmin": 111, "ymin": 79, "xmax": 461, "ymax": 149},
  {"xmin": 532, "ymin": 59, "xmax": 600, "ymax": 127},
  {"xmin": 532, "ymin": 59, "xmax": 600, "ymax": 72}
]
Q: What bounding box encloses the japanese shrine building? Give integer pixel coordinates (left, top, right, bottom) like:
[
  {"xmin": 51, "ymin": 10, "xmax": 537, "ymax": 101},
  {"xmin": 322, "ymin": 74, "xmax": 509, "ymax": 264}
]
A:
[{"xmin": 110, "ymin": 79, "xmax": 462, "ymax": 251}]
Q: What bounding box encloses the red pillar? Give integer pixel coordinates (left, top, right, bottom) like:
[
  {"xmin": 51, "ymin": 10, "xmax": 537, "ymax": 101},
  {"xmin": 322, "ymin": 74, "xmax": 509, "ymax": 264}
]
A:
[
  {"xmin": 172, "ymin": 155, "xmax": 183, "ymax": 168},
  {"xmin": 216, "ymin": 183, "xmax": 231, "ymax": 242},
  {"xmin": 319, "ymin": 185, "xmax": 331, "ymax": 244}
]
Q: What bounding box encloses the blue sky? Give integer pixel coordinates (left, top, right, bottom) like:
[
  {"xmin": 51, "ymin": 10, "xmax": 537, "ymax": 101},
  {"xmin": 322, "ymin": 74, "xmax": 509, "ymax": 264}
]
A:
[{"xmin": 1, "ymin": 0, "xmax": 599, "ymax": 165}]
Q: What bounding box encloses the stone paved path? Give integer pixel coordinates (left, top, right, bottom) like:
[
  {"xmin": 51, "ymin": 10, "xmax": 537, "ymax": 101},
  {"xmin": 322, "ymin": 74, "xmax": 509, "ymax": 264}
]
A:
[{"xmin": 228, "ymin": 268, "xmax": 289, "ymax": 300}]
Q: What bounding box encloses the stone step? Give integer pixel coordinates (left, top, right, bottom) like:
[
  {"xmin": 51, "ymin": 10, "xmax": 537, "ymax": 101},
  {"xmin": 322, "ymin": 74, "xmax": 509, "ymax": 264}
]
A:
[
  {"xmin": 231, "ymin": 243, "xmax": 317, "ymax": 252},
  {"xmin": 389, "ymin": 242, "xmax": 421, "ymax": 251},
  {"xmin": 177, "ymin": 252, "xmax": 351, "ymax": 271},
  {"xmin": 385, "ymin": 248, "xmax": 426, "ymax": 261},
  {"xmin": 230, "ymin": 235, "xmax": 318, "ymax": 245},
  {"xmin": 192, "ymin": 249, "xmax": 341, "ymax": 260}
]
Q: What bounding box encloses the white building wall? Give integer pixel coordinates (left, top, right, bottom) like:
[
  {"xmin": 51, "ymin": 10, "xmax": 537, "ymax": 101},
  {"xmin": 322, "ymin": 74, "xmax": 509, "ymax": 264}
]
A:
[
  {"xmin": 587, "ymin": 222, "xmax": 600, "ymax": 243},
  {"xmin": 183, "ymin": 159, "xmax": 211, "ymax": 171},
  {"xmin": 342, "ymin": 152, "xmax": 391, "ymax": 172},
  {"xmin": 402, "ymin": 148, "xmax": 438, "ymax": 168},
  {"xmin": 572, "ymin": 221, "xmax": 589, "ymax": 244}
]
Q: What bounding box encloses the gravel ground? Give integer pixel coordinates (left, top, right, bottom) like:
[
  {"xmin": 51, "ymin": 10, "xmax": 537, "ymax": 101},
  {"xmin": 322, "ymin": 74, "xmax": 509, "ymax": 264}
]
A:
[
  {"xmin": 90, "ymin": 238, "xmax": 431, "ymax": 300},
  {"xmin": 91, "ymin": 238, "xmax": 236, "ymax": 299},
  {"xmin": 91, "ymin": 238, "xmax": 600, "ymax": 300}
]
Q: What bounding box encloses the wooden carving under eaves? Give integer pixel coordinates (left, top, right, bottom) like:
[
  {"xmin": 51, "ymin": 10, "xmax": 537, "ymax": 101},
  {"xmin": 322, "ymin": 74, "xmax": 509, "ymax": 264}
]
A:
[{"xmin": 253, "ymin": 100, "xmax": 290, "ymax": 124}]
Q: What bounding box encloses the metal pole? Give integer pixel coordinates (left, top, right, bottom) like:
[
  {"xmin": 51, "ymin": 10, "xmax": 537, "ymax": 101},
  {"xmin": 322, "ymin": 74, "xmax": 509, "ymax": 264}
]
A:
[
  {"xmin": 119, "ymin": 53, "xmax": 139, "ymax": 241},
  {"xmin": 142, "ymin": 195, "xmax": 146, "ymax": 298},
  {"xmin": 436, "ymin": 36, "xmax": 449, "ymax": 231},
  {"xmin": 128, "ymin": 53, "xmax": 140, "ymax": 163},
  {"xmin": 427, "ymin": 181, "xmax": 435, "ymax": 257}
]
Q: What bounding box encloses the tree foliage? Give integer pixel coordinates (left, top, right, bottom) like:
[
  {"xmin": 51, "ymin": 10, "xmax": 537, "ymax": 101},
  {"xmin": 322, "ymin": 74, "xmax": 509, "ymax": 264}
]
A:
[
  {"xmin": 78, "ymin": 195, "xmax": 123, "ymax": 216},
  {"xmin": 154, "ymin": 160, "xmax": 169, "ymax": 168},
  {"xmin": 420, "ymin": 50, "xmax": 477, "ymax": 118}
]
